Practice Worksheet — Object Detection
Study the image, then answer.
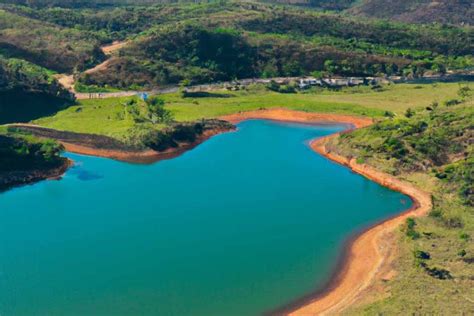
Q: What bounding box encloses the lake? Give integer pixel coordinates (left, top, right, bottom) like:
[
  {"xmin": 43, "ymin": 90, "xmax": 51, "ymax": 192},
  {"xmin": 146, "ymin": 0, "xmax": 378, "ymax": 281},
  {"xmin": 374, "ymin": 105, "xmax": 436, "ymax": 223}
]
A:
[{"xmin": 0, "ymin": 120, "xmax": 411, "ymax": 315}]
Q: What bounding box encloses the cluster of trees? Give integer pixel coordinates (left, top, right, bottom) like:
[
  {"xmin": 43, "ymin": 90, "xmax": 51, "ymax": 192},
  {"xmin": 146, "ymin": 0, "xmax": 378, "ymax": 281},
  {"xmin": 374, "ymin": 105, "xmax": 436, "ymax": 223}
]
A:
[
  {"xmin": 0, "ymin": 56, "xmax": 74, "ymax": 123},
  {"xmin": 122, "ymin": 96, "xmax": 173, "ymax": 125},
  {"xmin": 0, "ymin": 134, "xmax": 65, "ymax": 173}
]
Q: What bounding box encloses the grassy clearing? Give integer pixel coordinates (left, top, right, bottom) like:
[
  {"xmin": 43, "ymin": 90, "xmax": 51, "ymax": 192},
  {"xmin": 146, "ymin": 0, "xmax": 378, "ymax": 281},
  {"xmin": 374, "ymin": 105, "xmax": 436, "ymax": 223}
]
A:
[
  {"xmin": 34, "ymin": 98, "xmax": 135, "ymax": 138},
  {"xmin": 164, "ymin": 88, "xmax": 384, "ymax": 121},
  {"xmin": 33, "ymin": 82, "xmax": 468, "ymax": 139},
  {"xmin": 306, "ymin": 82, "xmax": 467, "ymax": 114}
]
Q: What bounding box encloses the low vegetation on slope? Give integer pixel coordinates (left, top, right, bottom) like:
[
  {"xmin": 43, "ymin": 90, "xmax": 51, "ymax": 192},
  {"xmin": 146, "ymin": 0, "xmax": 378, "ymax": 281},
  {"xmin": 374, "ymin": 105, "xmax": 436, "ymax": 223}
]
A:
[
  {"xmin": 350, "ymin": 0, "xmax": 474, "ymax": 26},
  {"xmin": 327, "ymin": 89, "xmax": 473, "ymax": 314},
  {"xmin": 0, "ymin": 9, "xmax": 105, "ymax": 72}
]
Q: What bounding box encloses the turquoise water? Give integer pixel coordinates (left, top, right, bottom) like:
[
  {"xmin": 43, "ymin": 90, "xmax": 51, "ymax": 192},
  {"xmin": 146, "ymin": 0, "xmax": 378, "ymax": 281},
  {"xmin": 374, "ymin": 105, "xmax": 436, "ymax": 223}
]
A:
[{"xmin": 0, "ymin": 120, "xmax": 411, "ymax": 316}]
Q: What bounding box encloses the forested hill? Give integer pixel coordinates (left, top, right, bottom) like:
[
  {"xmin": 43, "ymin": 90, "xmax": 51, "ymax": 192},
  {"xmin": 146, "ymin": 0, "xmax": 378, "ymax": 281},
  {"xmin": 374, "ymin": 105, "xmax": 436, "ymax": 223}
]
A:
[
  {"xmin": 349, "ymin": 0, "xmax": 473, "ymax": 26},
  {"xmin": 74, "ymin": 3, "xmax": 472, "ymax": 88},
  {"xmin": 0, "ymin": 56, "xmax": 74, "ymax": 124},
  {"xmin": 0, "ymin": 1, "xmax": 472, "ymax": 91},
  {"xmin": 2, "ymin": 0, "xmax": 472, "ymax": 25}
]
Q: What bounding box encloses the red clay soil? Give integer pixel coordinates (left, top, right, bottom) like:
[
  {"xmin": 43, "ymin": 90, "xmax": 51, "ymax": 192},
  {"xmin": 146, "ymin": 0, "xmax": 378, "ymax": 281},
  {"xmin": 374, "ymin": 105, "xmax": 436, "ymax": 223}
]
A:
[
  {"xmin": 221, "ymin": 108, "xmax": 373, "ymax": 128},
  {"xmin": 60, "ymin": 128, "xmax": 230, "ymax": 164}
]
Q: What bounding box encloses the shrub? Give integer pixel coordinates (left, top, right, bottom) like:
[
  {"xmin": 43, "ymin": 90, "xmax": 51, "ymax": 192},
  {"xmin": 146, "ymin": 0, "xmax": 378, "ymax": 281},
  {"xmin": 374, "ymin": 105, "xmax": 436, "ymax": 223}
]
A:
[
  {"xmin": 405, "ymin": 108, "xmax": 415, "ymax": 118},
  {"xmin": 425, "ymin": 266, "xmax": 452, "ymax": 280},
  {"xmin": 444, "ymin": 99, "xmax": 461, "ymax": 107},
  {"xmin": 145, "ymin": 97, "xmax": 173, "ymax": 124},
  {"xmin": 414, "ymin": 250, "xmax": 431, "ymax": 260},
  {"xmin": 429, "ymin": 209, "xmax": 443, "ymax": 218},
  {"xmin": 442, "ymin": 216, "xmax": 464, "ymax": 229},
  {"xmin": 457, "ymin": 86, "xmax": 472, "ymax": 99},
  {"xmin": 406, "ymin": 217, "xmax": 421, "ymax": 240}
]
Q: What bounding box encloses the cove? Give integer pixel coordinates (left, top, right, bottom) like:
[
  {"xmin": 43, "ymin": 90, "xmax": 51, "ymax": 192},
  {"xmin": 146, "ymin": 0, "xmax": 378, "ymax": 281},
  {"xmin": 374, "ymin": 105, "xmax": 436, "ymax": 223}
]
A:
[{"xmin": 0, "ymin": 120, "xmax": 411, "ymax": 316}]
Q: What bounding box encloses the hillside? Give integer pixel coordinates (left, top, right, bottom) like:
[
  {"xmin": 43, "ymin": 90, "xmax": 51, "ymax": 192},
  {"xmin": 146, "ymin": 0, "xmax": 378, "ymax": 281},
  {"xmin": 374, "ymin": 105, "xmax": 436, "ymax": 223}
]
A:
[
  {"xmin": 0, "ymin": 1, "xmax": 471, "ymax": 92},
  {"xmin": 68, "ymin": 3, "xmax": 472, "ymax": 89},
  {"xmin": 349, "ymin": 0, "xmax": 473, "ymax": 26},
  {"xmin": 327, "ymin": 95, "xmax": 473, "ymax": 314},
  {"xmin": 0, "ymin": 9, "xmax": 105, "ymax": 72},
  {"xmin": 0, "ymin": 56, "xmax": 74, "ymax": 124},
  {"xmin": 2, "ymin": 0, "xmax": 472, "ymax": 26}
]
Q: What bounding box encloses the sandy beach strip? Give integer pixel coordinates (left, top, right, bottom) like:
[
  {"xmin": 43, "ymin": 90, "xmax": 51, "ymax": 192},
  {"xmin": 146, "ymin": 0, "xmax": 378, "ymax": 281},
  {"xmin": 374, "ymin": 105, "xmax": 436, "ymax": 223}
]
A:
[{"xmin": 221, "ymin": 108, "xmax": 373, "ymax": 129}]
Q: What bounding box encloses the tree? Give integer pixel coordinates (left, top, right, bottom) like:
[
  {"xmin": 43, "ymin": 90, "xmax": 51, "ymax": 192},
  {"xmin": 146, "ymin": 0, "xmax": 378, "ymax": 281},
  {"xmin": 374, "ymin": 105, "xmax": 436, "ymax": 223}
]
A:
[
  {"xmin": 457, "ymin": 86, "xmax": 472, "ymax": 100},
  {"xmin": 145, "ymin": 97, "xmax": 173, "ymax": 124},
  {"xmin": 39, "ymin": 140, "xmax": 62, "ymax": 162}
]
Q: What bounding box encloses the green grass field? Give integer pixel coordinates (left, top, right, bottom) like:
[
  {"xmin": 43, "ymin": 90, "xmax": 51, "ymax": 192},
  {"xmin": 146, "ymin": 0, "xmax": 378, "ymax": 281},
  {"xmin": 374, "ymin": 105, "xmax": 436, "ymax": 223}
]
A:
[
  {"xmin": 34, "ymin": 98, "xmax": 136, "ymax": 138},
  {"xmin": 33, "ymin": 82, "xmax": 470, "ymax": 139}
]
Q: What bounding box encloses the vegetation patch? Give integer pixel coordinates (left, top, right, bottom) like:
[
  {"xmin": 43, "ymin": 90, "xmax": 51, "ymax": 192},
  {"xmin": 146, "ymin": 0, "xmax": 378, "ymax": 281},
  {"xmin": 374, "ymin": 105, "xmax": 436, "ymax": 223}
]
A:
[{"xmin": 331, "ymin": 93, "xmax": 473, "ymax": 314}]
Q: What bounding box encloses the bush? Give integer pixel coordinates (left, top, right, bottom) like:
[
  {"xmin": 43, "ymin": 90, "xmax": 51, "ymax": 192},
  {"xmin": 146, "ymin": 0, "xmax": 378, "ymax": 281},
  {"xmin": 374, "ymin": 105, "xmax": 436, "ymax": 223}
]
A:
[
  {"xmin": 414, "ymin": 250, "xmax": 431, "ymax": 260},
  {"xmin": 424, "ymin": 266, "xmax": 452, "ymax": 280},
  {"xmin": 460, "ymin": 233, "xmax": 470, "ymax": 241},
  {"xmin": 442, "ymin": 216, "xmax": 464, "ymax": 229},
  {"xmin": 266, "ymin": 80, "xmax": 296, "ymax": 93},
  {"xmin": 145, "ymin": 97, "xmax": 173, "ymax": 124},
  {"xmin": 443, "ymin": 99, "xmax": 461, "ymax": 107},
  {"xmin": 406, "ymin": 217, "xmax": 421, "ymax": 240},
  {"xmin": 429, "ymin": 209, "xmax": 443, "ymax": 218},
  {"xmin": 405, "ymin": 108, "xmax": 415, "ymax": 118}
]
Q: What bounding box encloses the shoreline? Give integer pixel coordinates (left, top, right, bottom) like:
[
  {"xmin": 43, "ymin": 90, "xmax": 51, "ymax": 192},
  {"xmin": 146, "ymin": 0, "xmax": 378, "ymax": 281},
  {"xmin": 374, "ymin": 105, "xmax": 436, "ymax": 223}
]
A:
[
  {"xmin": 223, "ymin": 109, "xmax": 431, "ymax": 315},
  {"xmin": 0, "ymin": 158, "xmax": 72, "ymax": 193},
  {"xmin": 4, "ymin": 109, "xmax": 432, "ymax": 314},
  {"xmin": 59, "ymin": 128, "xmax": 228, "ymax": 164}
]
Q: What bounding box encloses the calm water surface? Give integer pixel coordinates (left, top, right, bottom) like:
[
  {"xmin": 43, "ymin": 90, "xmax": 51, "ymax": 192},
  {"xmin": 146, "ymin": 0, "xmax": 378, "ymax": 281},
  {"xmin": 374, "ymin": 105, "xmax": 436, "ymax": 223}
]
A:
[{"xmin": 0, "ymin": 120, "xmax": 411, "ymax": 315}]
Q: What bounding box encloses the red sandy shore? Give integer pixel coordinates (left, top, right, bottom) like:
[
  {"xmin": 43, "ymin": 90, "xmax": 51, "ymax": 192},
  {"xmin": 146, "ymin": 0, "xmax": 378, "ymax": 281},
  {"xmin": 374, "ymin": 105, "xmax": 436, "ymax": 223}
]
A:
[
  {"xmin": 60, "ymin": 128, "xmax": 231, "ymax": 163},
  {"xmin": 221, "ymin": 108, "xmax": 373, "ymax": 128}
]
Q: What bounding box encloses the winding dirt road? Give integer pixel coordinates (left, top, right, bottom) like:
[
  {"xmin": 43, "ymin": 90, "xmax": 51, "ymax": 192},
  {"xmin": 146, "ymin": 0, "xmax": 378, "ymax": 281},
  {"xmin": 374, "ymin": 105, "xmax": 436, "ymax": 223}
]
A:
[{"xmin": 56, "ymin": 41, "xmax": 127, "ymax": 95}]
